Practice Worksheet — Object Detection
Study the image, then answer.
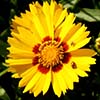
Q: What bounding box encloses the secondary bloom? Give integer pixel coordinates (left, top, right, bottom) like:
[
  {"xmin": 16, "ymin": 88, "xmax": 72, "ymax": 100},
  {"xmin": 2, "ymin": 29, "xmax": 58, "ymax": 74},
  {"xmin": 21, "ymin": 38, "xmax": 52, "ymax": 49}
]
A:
[{"xmin": 6, "ymin": 0, "xmax": 96, "ymax": 97}]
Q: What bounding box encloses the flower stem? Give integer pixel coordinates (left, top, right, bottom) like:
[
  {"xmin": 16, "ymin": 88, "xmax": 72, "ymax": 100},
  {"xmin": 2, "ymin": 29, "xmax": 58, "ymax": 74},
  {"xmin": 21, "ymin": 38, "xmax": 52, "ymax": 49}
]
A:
[{"xmin": 0, "ymin": 69, "xmax": 8, "ymax": 77}]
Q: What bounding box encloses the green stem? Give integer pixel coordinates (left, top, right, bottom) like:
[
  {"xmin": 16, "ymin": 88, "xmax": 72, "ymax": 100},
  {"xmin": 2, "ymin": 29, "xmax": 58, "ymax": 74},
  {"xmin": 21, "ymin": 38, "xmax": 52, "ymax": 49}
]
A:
[{"xmin": 0, "ymin": 69, "xmax": 8, "ymax": 77}]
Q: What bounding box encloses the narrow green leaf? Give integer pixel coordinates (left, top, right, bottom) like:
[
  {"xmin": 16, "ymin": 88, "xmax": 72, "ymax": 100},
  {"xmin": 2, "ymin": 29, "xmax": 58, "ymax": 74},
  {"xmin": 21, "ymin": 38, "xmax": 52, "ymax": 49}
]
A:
[
  {"xmin": 76, "ymin": 8, "xmax": 100, "ymax": 22},
  {"xmin": 0, "ymin": 28, "xmax": 10, "ymax": 38}
]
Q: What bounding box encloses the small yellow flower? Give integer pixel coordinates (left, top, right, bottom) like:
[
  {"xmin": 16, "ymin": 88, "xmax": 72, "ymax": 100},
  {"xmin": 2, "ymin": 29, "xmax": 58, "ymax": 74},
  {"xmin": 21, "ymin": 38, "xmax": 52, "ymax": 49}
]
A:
[
  {"xmin": 95, "ymin": 37, "xmax": 100, "ymax": 49},
  {"xmin": 6, "ymin": 0, "xmax": 96, "ymax": 97}
]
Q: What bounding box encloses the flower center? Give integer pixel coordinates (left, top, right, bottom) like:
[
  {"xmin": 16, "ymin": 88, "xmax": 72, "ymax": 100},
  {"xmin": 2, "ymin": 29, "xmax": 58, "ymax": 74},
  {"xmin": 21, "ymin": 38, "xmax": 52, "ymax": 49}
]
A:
[{"xmin": 38, "ymin": 41, "xmax": 64, "ymax": 68}]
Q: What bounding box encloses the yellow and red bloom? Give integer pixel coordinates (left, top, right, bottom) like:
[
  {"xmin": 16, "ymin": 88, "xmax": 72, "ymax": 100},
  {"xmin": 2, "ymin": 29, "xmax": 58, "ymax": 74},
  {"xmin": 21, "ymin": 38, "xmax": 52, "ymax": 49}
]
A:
[{"xmin": 6, "ymin": 0, "xmax": 96, "ymax": 97}]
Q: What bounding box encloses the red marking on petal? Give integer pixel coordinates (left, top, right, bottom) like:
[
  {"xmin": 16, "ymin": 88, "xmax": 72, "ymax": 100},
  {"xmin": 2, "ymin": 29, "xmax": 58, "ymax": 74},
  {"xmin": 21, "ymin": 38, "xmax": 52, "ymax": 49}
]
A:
[
  {"xmin": 52, "ymin": 63, "xmax": 63, "ymax": 72},
  {"xmin": 42, "ymin": 36, "xmax": 52, "ymax": 43},
  {"xmin": 33, "ymin": 44, "xmax": 40, "ymax": 54},
  {"xmin": 61, "ymin": 42, "xmax": 69, "ymax": 51},
  {"xmin": 38, "ymin": 64, "xmax": 50, "ymax": 74},
  {"xmin": 32, "ymin": 56, "xmax": 39, "ymax": 65},
  {"xmin": 62, "ymin": 53, "xmax": 71, "ymax": 63},
  {"xmin": 54, "ymin": 37, "xmax": 61, "ymax": 42}
]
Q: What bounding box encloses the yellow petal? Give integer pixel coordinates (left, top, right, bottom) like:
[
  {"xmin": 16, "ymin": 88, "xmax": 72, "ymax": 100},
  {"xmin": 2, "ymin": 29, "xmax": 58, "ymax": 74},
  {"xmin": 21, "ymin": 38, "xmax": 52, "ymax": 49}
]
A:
[
  {"xmin": 74, "ymin": 31, "xmax": 90, "ymax": 43},
  {"xmin": 71, "ymin": 57, "xmax": 96, "ymax": 65},
  {"xmin": 74, "ymin": 69, "xmax": 88, "ymax": 77},
  {"xmin": 7, "ymin": 64, "xmax": 32, "ymax": 74},
  {"xmin": 30, "ymin": 3, "xmax": 49, "ymax": 39},
  {"xmin": 11, "ymin": 31, "xmax": 34, "ymax": 48},
  {"xmin": 12, "ymin": 16, "xmax": 26, "ymax": 28},
  {"xmin": 42, "ymin": 1, "xmax": 54, "ymax": 39},
  {"xmin": 50, "ymin": 0, "xmax": 55, "ymax": 24},
  {"xmin": 53, "ymin": 3, "xmax": 62, "ymax": 26},
  {"xmin": 52, "ymin": 72, "xmax": 61, "ymax": 97},
  {"xmin": 63, "ymin": 23, "xmax": 82, "ymax": 42},
  {"xmin": 68, "ymin": 37, "xmax": 91, "ymax": 52},
  {"xmin": 61, "ymin": 67, "xmax": 74, "ymax": 90},
  {"xmin": 30, "ymin": 2, "xmax": 50, "ymax": 39},
  {"xmin": 42, "ymin": 70, "xmax": 51, "ymax": 95},
  {"xmin": 55, "ymin": 70, "xmax": 67, "ymax": 94},
  {"xmin": 71, "ymin": 49, "xmax": 96, "ymax": 57},
  {"xmin": 19, "ymin": 66, "xmax": 37, "ymax": 87},
  {"xmin": 8, "ymin": 37, "xmax": 32, "ymax": 51},
  {"xmin": 12, "ymin": 73, "xmax": 20, "ymax": 78},
  {"xmin": 59, "ymin": 13, "xmax": 75, "ymax": 42},
  {"xmin": 7, "ymin": 47, "xmax": 34, "ymax": 59},
  {"xmin": 32, "ymin": 74, "xmax": 45, "ymax": 97},
  {"xmin": 29, "ymin": 3, "xmax": 37, "ymax": 14},
  {"xmin": 7, "ymin": 53, "xmax": 34, "ymax": 59},
  {"xmin": 67, "ymin": 24, "xmax": 87, "ymax": 44},
  {"xmin": 35, "ymin": 1, "xmax": 42, "ymax": 8},
  {"xmin": 17, "ymin": 27, "xmax": 41, "ymax": 45},
  {"xmin": 12, "ymin": 11, "xmax": 32, "ymax": 29},
  {"xmin": 23, "ymin": 71, "xmax": 41, "ymax": 93},
  {"xmin": 7, "ymin": 46, "xmax": 32, "ymax": 54},
  {"xmin": 63, "ymin": 64, "xmax": 79, "ymax": 82},
  {"xmin": 74, "ymin": 62, "xmax": 91, "ymax": 72},
  {"xmin": 20, "ymin": 65, "xmax": 37, "ymax": 77},
  {"xmin": 6, "ymin": 59, "xmax": 32, "ymax": 66},
  {"xmin": 55, "ymin": 9, "xmax": 68, "ymax": 28},
  {"xmin": 8, "ymin": 67, "xmax": 15, "ymax": 72},
  {"xmin": 54, "ymin": 26, "xmax": 61, "ymax": 39},
  {"xmin": 70, "ymin": 57, "xmax": 95, "ymax": 71},
  {"xmin": 50, "ymin": 0, "xmax": 55, "ymax": 17}
]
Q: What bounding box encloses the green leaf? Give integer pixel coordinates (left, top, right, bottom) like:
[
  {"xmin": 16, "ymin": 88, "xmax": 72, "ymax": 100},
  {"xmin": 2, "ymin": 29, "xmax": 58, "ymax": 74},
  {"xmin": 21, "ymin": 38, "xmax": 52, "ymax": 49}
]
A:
[
  {"xmin": 64, "ymin": 3, "xmax": 74, "ymax": 9},
  {"xmin": 0, "ymin": 87, "xmax": 10, "ymax": 100},
  {"xmin": 76, "ymin": 8, "xmax": 100, "ymax": 22},
  {"xmin": 61, "ymin": 0, "xmax": 79, "ymax": 6},
  {"xmin": 0, "ymin": 28, "xmax": 10, "ymax": 39}
]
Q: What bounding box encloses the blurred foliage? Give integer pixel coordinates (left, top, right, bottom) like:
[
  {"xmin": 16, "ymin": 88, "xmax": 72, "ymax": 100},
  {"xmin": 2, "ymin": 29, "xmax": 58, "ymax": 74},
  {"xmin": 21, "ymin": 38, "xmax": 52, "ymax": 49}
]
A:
[{"xmin": 0, "ymin": 0, "xmax": 100, "ymax": 100}]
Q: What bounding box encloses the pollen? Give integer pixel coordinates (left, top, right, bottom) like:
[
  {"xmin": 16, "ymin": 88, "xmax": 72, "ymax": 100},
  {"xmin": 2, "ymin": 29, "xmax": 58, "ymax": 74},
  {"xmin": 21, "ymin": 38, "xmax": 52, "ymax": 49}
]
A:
[{"xmin": 38, "ymin": 41, "xmax": 64, "ymax": 68}]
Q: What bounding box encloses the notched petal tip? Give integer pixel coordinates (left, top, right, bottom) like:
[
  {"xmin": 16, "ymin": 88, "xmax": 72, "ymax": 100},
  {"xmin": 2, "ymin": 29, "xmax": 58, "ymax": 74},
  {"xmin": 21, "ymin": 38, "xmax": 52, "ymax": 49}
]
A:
[
  {"xmin": 91, "ymin": 50, "xmax": 97, "ymax": 56},
  {"xmin": 12, "ymin": 73, "xmax": 20, "ymax": 78},
  {"xmin": 86, "ymin": 48, "xmax": 97, "ymax": 57}
]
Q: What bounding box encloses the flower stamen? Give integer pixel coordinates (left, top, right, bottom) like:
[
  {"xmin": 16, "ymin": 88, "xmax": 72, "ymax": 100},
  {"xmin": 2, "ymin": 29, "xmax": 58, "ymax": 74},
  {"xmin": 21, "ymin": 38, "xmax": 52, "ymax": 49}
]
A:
[{"xmin": 38, "ymin": 40, "xmax": 64, "ymax": 68}]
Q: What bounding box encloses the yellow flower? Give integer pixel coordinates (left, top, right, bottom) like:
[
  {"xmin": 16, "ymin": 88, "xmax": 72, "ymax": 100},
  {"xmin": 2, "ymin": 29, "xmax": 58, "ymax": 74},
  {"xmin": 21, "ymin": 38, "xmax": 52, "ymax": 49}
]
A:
[{"xmin": 6, "ymin": 0, "xmax": 96, "ymax": 97}]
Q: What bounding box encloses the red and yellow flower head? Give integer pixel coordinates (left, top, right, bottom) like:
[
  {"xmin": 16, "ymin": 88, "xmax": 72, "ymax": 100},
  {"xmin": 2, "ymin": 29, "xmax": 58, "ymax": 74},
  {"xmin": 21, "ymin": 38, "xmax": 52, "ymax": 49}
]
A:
[{"xmin": 6, "ymin": 0, "xmax": 96, "ymax": 97}]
